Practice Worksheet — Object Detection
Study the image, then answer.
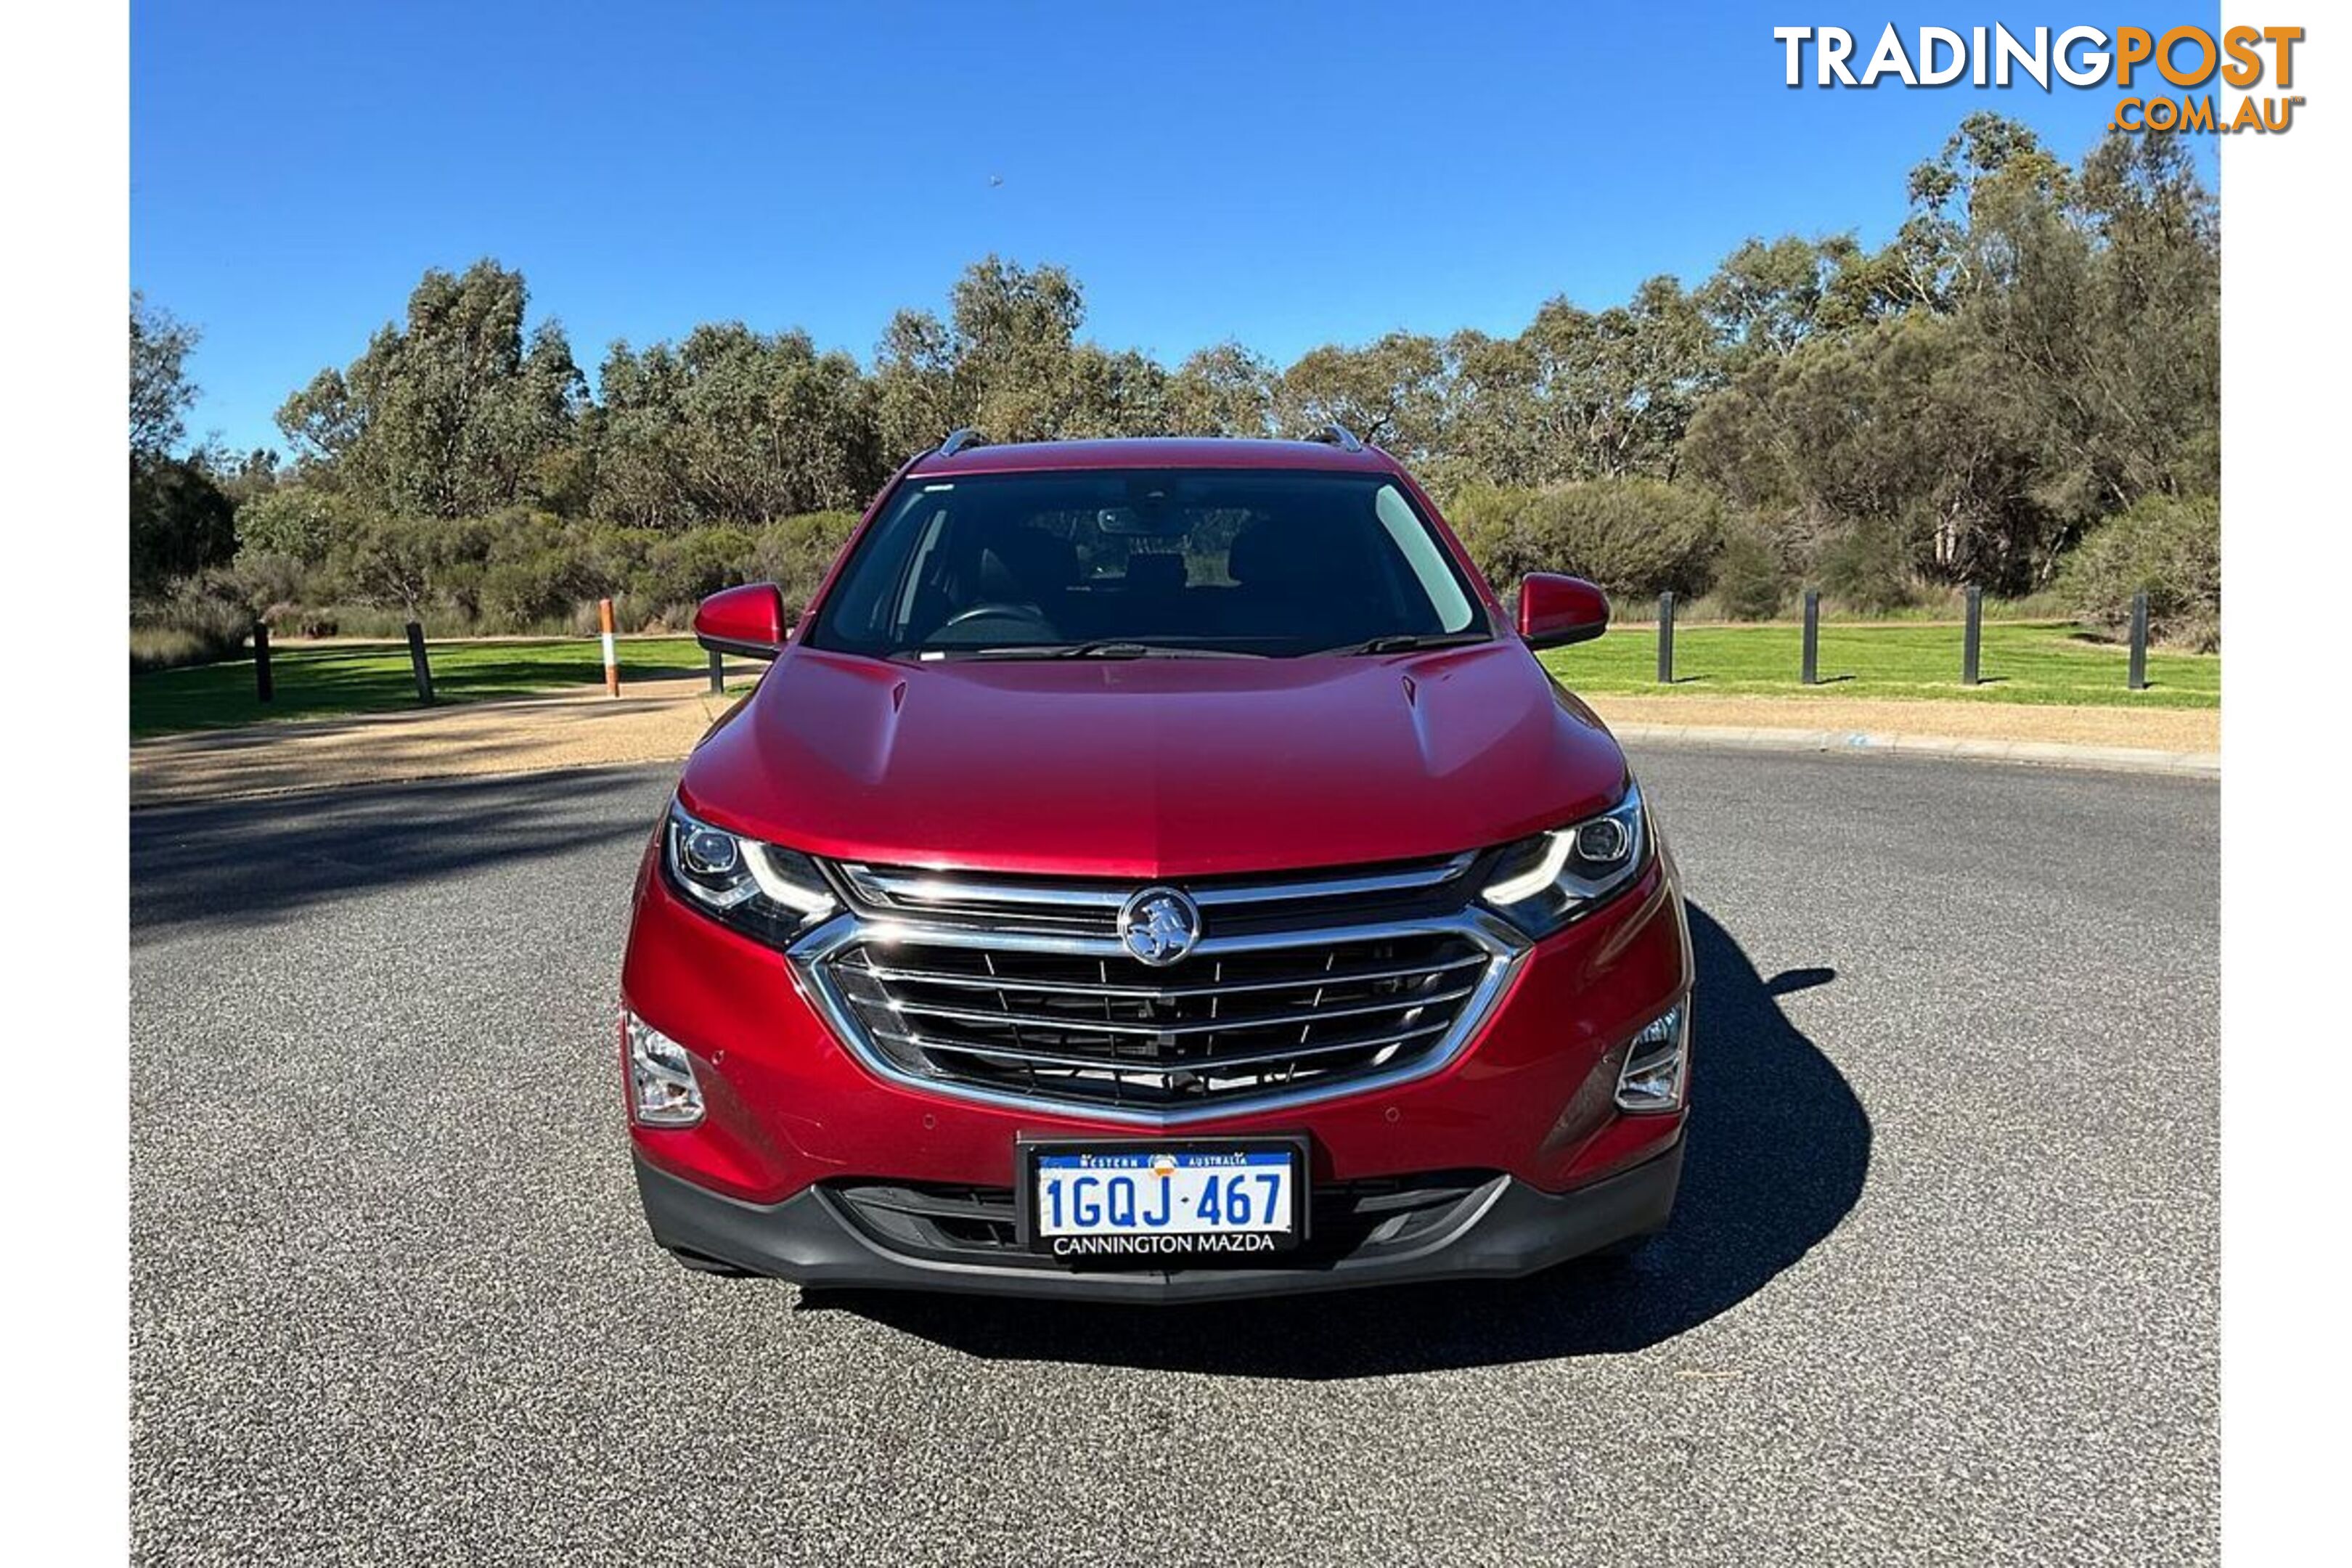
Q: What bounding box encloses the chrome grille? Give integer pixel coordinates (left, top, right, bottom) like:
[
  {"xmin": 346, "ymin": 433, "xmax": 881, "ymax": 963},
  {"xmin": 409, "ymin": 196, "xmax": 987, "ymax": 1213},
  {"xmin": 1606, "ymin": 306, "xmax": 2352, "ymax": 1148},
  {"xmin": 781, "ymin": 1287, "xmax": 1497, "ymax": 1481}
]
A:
[
  {"xmin": 793, "ymin": 859, "xmax": 1526, "ymax": 1122},
  {"xmin": 833, "ymin": 853, "xmax": 1477, "ymax": 939}
]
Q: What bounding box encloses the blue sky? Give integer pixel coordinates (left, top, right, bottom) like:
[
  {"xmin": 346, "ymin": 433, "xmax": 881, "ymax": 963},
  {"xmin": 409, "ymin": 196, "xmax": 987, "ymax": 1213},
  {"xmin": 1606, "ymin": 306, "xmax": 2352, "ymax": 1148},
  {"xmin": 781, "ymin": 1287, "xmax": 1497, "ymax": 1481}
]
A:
[{"xmin": 131, "ymin": 1, "xmax": 2217, "ymax": 454}]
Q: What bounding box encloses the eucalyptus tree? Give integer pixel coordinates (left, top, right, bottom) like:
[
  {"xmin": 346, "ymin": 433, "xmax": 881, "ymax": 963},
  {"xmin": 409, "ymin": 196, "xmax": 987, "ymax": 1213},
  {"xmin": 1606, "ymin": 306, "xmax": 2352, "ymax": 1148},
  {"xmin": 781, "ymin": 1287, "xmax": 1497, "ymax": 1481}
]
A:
[
  {"xmin": 595, "ymin": 324, "xmax": 881, "ymax": 526},
  {"xmin": 276, "ymin": 259, "xmax": 586, "ymax": 518}
]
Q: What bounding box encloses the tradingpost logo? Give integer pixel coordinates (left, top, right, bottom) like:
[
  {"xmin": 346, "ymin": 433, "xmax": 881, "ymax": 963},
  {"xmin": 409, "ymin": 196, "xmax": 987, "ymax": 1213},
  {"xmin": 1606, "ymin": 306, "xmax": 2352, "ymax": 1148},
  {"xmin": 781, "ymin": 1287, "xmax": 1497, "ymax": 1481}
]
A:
[{"xmin": 1773, "ymin": 23, "xmax": 2307, "ymax": 134}]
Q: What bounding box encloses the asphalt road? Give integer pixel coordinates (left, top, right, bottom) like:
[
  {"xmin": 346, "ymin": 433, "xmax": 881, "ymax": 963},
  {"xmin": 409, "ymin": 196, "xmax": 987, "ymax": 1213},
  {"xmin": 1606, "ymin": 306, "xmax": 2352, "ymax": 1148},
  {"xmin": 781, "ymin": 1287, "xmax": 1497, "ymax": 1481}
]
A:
[{"xmin": 129, "ymin": 748, "xmax": 2218, "ymax": 1565}]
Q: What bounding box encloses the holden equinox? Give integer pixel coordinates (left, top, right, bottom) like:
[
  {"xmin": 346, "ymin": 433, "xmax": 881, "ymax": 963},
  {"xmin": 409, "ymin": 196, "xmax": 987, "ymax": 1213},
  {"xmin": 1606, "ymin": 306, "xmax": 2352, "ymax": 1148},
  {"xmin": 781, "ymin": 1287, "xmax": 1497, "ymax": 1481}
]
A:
[{"xmin": 620, "ymin": 430, "xmax": 1693, "ymax": 1300}]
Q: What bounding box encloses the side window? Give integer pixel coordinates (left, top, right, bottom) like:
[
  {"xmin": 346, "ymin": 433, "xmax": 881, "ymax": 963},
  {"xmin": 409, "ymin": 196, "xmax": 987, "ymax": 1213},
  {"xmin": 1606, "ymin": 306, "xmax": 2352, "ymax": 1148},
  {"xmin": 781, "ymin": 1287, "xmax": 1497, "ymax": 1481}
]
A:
[
  {"xmin": 823, "ymin": 491, "xmax": 952, "ymax": 648},
  {"xmin": 892, "ymin": 506, "xmax": 951, "ymax": 631},
  {"xmin": 1374, "ymin": 484, "xmax": 1474, "ymax": 632}
]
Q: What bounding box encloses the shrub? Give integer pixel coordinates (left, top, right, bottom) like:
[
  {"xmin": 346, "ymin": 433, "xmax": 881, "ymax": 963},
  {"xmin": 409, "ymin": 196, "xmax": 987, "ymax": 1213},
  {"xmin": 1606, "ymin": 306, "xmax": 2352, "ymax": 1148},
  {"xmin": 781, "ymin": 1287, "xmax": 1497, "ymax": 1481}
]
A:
[
  {"xmin": 1447, "ymin": 481, "xmax": 1722, "ymax": 603},
  {"xmin": 128, "ymin": 573, "xmax": 254, "ymax": 671},
  {"xmin": 130, "ymin": 624, "xmax": 232, "ymax": 671},
  {"xmin": 1444, "ymin": 491, "xmax": 1516, "ymax": 595},
  {"xmin": 1710, "ymin": 528, "xmax": 1788, "ymax": 620},
  {"xmin": 582, "ymin": 525, "xmax": 659, "ymax": 589},
  {"xmin": 2058, "ymin": 493, "xmax": 2220, "ymax": 650},
  {"xmin": 479, "ymin": 552, "xmax": 605, "ymax": 631},
  {"xmin": 1817, "ymin": 517, "xmax": 1916, "ymax": 613},
  {"xmin": 628, "ymin": 526, "xmax": 758, "ymax": 610},
  {"xmin": 168, "ymin": 507, "xmax": 867, "ymax": 641},
  {"xmin": 751, "ymin": 511, "xmax": 860, "ymax": 613},
  {"xmin": 465, "ymin": 511, "xmax": 617, "ymax": 632},
  {"xmin": 131, "ymin": 454, "xmax": 238, "ymax": 598},
  {"xmin": 324, "ymin": 515, "xmax": 494, "ymax": 622},
  {"xmin": 235, "ymin": 486, "xmax": 351, "ymax": 565},
  {"xmin": 223, "ymin": 551, "xmax": 314, "ymax": 632},
  {"xmin": 571, "ymin": 598, "xmax": 641, "ymax": 637},
  {"xmin": 297, "ymin": 603, "xmax": 473, "ymax": 640}
]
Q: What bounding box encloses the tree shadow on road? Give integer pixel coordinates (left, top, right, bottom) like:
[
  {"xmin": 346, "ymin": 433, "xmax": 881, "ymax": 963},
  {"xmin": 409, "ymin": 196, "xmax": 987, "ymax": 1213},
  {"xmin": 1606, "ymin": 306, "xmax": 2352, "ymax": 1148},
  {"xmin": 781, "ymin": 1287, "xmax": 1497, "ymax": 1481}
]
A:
[
  {"xmin": 833, "ymin": 904, "xmax": 1871, "ymax": 1377},
  {"xmin": 128, "ymin": 765, "xmax": 669, "ymax": 936}
]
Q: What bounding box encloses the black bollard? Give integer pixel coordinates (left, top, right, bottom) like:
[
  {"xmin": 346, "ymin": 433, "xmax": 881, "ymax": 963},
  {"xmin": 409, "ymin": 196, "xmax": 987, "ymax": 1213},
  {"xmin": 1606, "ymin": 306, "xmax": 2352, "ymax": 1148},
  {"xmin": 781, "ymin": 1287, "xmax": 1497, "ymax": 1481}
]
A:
[
  {"xmin": 1961, "ymin": 586, "xmax": 1982, "ymax": 687},
  {"xmin": 405, "ymin": 620, "xmax": 435, "ymax": 704},
  {"xmin": 2128, "ymin": 590, "xmax": 2149, "ymax": 691},
  {"xmin": 1801, "ymin": 591, "xmax": 1819, "ymax": 686}
]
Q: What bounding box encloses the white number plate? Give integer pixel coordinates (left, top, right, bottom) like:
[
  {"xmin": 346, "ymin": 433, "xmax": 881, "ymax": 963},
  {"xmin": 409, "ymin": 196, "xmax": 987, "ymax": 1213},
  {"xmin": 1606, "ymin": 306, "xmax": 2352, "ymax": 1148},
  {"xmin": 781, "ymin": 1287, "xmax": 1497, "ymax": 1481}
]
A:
[{"xmin": 1027, "ymin": 1146, "xmax": 1301, "ymax": 1260}]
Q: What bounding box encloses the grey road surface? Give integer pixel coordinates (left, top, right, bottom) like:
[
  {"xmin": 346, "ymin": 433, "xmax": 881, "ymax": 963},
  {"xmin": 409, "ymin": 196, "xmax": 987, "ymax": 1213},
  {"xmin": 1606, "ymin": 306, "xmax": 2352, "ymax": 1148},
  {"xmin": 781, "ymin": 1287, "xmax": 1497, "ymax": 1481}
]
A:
[{"xmin": 129, "ymin": 749, "xmax": 2218, "ymax": 1566}]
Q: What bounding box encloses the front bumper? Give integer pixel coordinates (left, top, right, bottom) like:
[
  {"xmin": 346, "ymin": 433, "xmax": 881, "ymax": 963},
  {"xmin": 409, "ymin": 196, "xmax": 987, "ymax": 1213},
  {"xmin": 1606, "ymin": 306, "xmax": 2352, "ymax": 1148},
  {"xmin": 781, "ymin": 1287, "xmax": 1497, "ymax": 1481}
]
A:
[
  {"xmin": 622, "ymin": 841, "xmax": 1692, "ymax": 1206},
  {"xmin": 635, "ymin": 1135, "xmax": 1683, "ymax": 1303}
]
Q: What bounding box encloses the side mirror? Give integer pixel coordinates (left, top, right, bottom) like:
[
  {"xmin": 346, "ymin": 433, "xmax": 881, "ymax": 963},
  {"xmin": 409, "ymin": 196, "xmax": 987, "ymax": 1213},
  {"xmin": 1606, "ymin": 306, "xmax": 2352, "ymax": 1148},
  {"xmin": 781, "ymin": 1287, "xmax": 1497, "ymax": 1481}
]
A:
[
  {"xmin": 693, "ymin": 583, "xmax": 789, "ymax": 661},
  {"xmin": 1517, "ymin": 573, "xmax": 1609, "ymax": 650}
]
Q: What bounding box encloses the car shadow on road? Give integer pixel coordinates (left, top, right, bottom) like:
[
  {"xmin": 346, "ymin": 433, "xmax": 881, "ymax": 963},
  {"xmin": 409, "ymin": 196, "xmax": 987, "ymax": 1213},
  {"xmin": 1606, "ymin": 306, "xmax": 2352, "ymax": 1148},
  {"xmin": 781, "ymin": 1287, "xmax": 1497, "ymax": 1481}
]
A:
[{"xmin": 831, "ymin": 904, "xmax": 1871, "ymax": 1377}]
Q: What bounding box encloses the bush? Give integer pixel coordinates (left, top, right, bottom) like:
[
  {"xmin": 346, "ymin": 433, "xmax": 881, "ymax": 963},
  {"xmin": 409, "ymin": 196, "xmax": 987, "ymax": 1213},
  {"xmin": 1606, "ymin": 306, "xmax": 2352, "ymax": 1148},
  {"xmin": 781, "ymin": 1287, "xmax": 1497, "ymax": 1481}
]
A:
[
  {"xmin": 571, "ymin": 598, "xmax": 638, "ymax": 637},
  {"xmin": 478, "ymin": 553, "xmax": 603, "ymax": 631},
  {"xmin": 1710, "ymin": 528, "xmax": 1788, "ymax": 620},
  {"xmin": 628, "ymin": 526, "xmax": 758, "ymax": 610},
  {"xmin": 296, "ymin": 603, "xmax": 473, "ymax": 640},
  {"xmin": 131, "ymin": 454, "xmax": 238, "ymax": 598},
  {"xmin": 751, "ymin": 511, "xmax": 860, "ymax": 614},
  {"xmin": 1448, "ymin": 480, "xmax": 1722, "ymax": 603},
  {"xmin": 324, "ymin": 515, "xmax": 493, "ymax": 622},
  {"xmin": 130, "ymin": 624, "xmax": 234, "ymax": 671},
  {"xmin": 227, "ymin": 551, "xmax": 308, "ymax": 621},
  {"xmin": 2058, "ymin": 493, "xmax": 2220, "ymax": 650},
  {"xmin": 128, "ymin": 573, "xmax": 255, "ymax": 671},
  {"xmin": 160, "ymin": 508, "xmax": 865, "ymax": 642},
  {"xmin": 235, "ymin": 486, "xmax": 352, "ymax": 565},
  {"xmin": 1817, "ymin": 517, "xmax": 1916, "ymax": 614},
  {"xmin": 467, "ymin": 513, "xmax": 616, "ymax": 631}
]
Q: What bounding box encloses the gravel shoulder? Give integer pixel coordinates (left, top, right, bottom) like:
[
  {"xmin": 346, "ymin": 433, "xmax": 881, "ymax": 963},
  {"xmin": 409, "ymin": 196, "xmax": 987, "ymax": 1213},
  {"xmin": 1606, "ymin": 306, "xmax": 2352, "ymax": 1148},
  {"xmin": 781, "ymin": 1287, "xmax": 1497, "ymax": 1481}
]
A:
[
  {"xmin": 1592, "ymin": 693, "xmax": 2216, "ymax": 752},
  {"xmin": 128, "ymin": 679, "xmax": 738, "ymax": 807}
]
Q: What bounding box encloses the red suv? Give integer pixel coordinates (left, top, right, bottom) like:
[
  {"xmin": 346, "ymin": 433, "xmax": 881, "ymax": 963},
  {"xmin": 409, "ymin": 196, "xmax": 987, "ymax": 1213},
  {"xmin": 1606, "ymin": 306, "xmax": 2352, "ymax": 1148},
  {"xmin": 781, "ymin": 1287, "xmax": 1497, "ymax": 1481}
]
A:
[{"xmin": 621, "ymin": 431, "xmax": 1692, "ymax": 1300}]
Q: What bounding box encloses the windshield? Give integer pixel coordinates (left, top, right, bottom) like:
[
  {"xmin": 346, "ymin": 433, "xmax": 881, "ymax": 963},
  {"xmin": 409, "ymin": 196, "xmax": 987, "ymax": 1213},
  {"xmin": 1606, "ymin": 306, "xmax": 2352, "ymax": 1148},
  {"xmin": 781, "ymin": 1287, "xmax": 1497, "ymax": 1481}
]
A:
[{"xmin": 807, "ymin": 467, "xmax": 1489, "ymax": 660}]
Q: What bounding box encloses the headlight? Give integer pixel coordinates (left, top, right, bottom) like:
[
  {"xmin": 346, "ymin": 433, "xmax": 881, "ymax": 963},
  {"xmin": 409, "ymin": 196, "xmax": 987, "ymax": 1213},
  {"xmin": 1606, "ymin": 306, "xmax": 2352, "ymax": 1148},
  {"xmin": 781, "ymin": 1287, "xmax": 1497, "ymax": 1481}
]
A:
[
  {"xmin": 661, "ymin": 798, "xmax": 838, "ymax": 944},
  {"xmin": 1477, "ymin": 783, "xmax": 1649, "ymax": 938}
]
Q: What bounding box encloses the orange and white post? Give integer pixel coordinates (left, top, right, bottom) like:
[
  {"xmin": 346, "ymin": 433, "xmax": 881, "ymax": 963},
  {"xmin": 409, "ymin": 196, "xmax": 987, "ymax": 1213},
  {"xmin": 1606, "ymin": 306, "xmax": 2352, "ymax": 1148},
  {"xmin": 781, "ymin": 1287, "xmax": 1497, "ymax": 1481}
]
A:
[{"xmin": 599, "ymin": 597, "xmax": 620, "ymax": 697}]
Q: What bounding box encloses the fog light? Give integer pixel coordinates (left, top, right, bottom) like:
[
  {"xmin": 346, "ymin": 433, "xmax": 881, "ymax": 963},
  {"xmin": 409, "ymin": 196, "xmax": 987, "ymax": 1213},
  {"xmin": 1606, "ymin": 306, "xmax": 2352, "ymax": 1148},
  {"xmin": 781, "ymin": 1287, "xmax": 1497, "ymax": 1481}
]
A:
[
  {"xmin": 1615, "ymin": 1002, "xmax": 1689, "ymax": 1113},
  {"xmin": 626, "ymin": 1012, "xmax": 706, "ymax": 1127}
]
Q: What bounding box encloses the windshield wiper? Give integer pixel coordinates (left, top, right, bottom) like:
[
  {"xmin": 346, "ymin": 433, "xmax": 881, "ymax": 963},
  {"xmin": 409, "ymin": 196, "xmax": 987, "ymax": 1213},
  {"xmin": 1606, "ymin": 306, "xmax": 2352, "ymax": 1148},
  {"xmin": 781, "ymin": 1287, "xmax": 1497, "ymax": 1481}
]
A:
[
  {"xmin": 1055, "ymin": 641, "xmax": 1273, "ymax": 659},
  {"xmin": 1330, "ymin": 632, "xmax": 1493, "ymax": 657},
  {"xmin": 924, "ymin": 641, "xmax": 1266, "ymax": 661}
]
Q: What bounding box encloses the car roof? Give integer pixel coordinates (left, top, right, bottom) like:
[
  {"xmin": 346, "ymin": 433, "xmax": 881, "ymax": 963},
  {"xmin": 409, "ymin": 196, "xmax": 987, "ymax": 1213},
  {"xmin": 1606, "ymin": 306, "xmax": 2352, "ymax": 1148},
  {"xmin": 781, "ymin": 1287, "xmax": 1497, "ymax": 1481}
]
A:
[{"xmin": 905, "ymin": 436, "xmax": 1400, "ymax": 479}]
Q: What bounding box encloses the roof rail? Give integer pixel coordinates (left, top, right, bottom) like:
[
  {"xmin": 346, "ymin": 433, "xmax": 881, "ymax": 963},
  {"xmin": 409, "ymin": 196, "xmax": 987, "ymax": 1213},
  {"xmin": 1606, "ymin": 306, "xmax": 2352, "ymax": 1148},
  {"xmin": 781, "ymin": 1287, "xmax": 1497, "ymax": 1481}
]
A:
[
  {"xmin": 1308, "ymin": 422, "xmax": 1365, "ymax": 454},
  {"xmin": 936, "ymin": 427, "xmax": 984, "ymax": 459}
]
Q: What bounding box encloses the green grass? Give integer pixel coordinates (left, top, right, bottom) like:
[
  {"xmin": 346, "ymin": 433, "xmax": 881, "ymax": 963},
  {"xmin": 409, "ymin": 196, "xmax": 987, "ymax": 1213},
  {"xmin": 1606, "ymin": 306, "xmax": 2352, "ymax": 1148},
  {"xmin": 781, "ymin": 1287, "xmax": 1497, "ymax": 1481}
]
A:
[
  {"xmin": 130, "ymin": 636, "xmax": 714, "ymax": 738},
  {"xmin": 1540, "ymin": 619, "xmax": 2218, "ymax": 709},
  {"xmin": 134, "ymin": 619, "xmax": 2218, "ymax": 738}
]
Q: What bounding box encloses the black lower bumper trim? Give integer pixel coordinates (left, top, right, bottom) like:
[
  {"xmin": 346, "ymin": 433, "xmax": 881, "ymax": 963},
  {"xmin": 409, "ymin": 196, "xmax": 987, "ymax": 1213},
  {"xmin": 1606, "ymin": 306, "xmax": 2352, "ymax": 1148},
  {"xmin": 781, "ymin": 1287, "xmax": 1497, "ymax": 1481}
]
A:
[{"xmin": 633, "ymin": 1138, "xmax": 1684, "ymax": 1303}]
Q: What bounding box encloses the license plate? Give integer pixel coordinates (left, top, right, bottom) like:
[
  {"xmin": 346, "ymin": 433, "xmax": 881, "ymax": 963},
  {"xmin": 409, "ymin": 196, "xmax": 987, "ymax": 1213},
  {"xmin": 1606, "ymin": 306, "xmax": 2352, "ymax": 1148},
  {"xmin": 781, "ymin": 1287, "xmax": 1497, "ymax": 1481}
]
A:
[{"xmin": 1020, "ymin": 1139, "xmax": 1305, "ymax": 1262}]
